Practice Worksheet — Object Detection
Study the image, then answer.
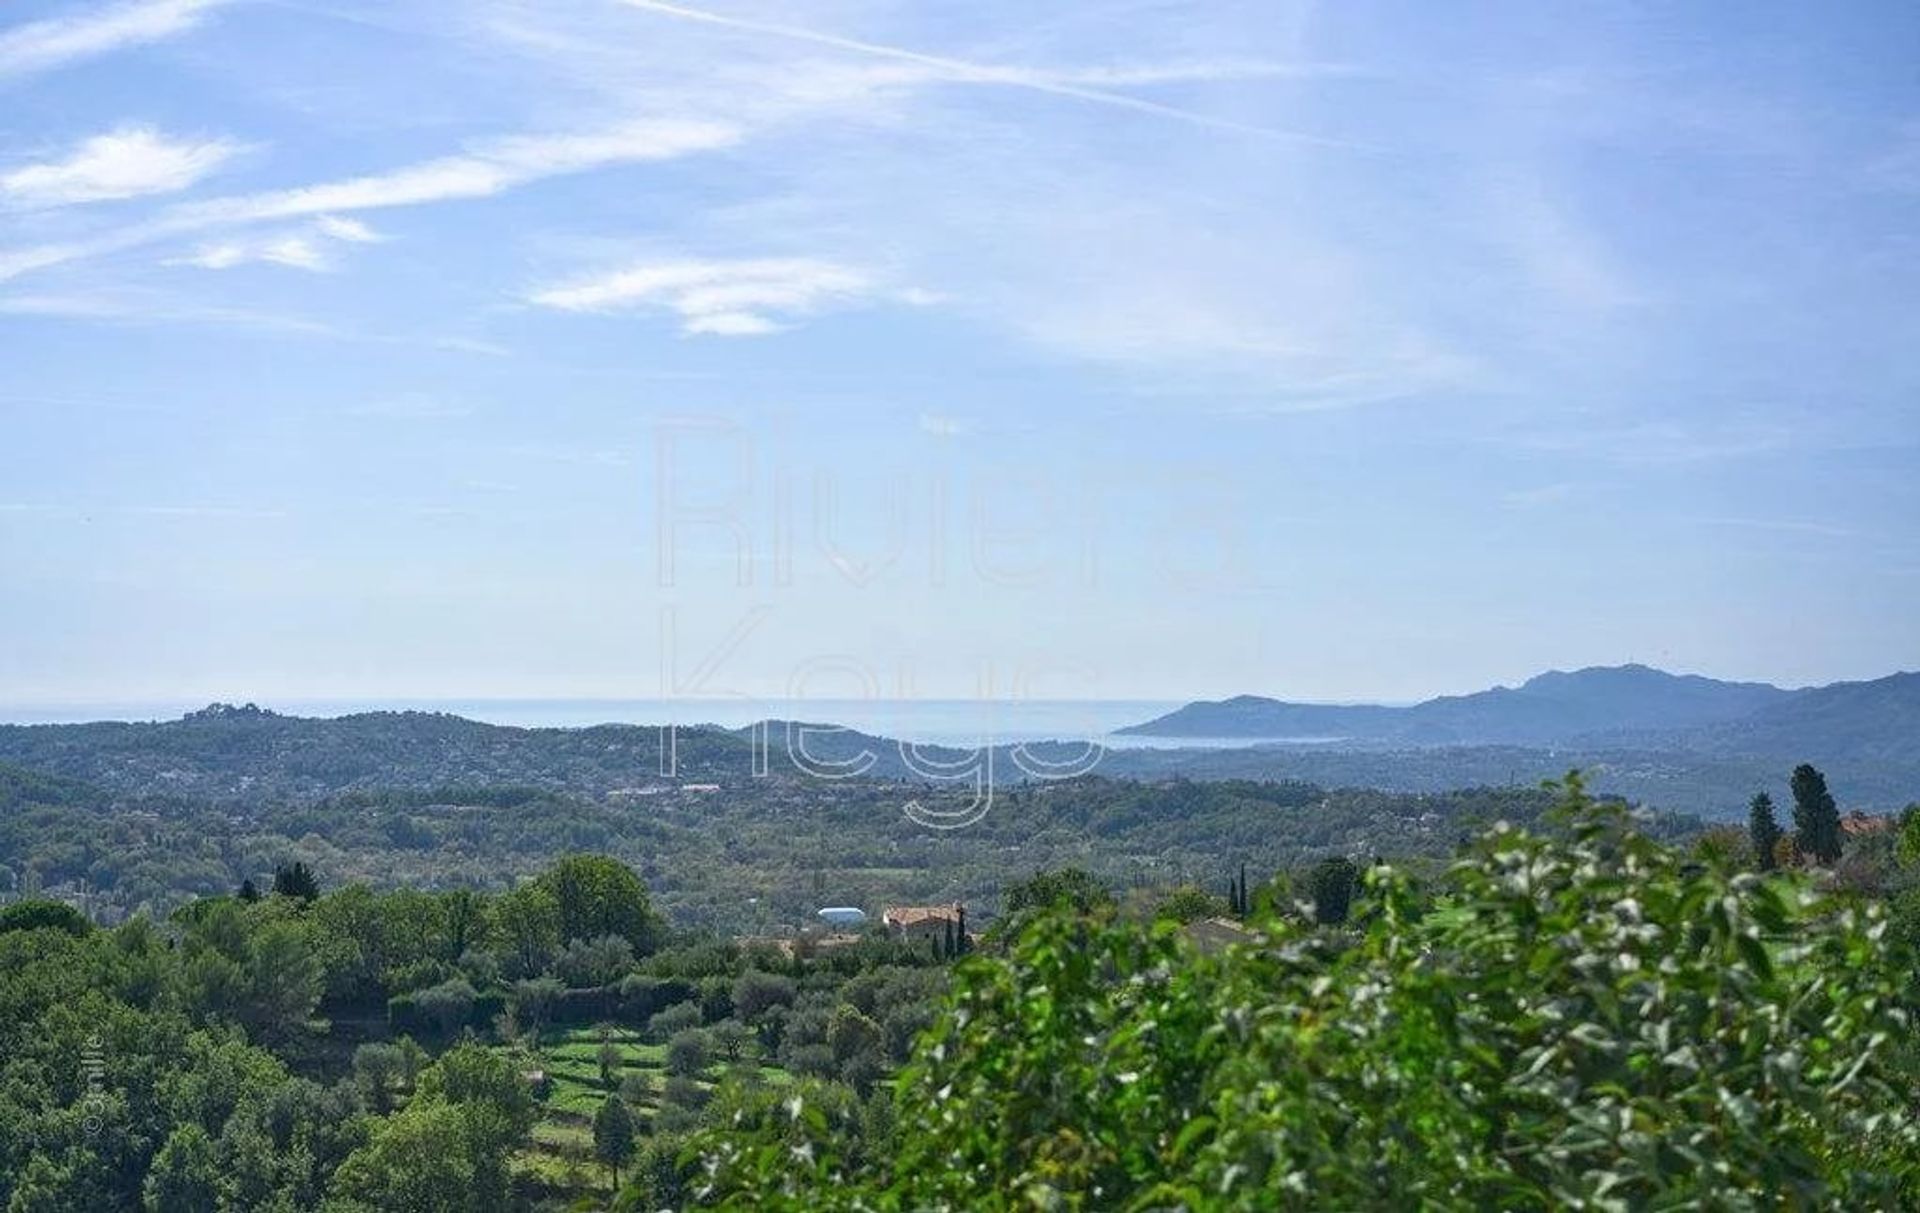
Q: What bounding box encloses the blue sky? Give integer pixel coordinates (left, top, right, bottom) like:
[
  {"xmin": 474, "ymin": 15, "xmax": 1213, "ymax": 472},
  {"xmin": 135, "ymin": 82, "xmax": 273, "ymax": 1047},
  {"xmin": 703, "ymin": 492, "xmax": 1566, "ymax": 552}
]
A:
[{"xmin": 0, "ymin": 0, "xmax": 1915, "ymax": 708}]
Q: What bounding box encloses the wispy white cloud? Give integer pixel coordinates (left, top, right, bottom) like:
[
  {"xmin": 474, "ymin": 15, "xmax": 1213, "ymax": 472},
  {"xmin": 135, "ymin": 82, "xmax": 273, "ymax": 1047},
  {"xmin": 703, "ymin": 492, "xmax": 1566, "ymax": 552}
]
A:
[
  {"xmin": 0, "ymin": 0, "xmax": 236, "ymax": 80},
  {"xmin": 728, "ymin": 55, "xmax": 1363, "ymax": 113},
  {"xmin": 0, "ymin": 119, "xmax": 741, "ymax": 282},
  {"xmin": 168, "ymin": 214, "xmax": 383, "ymax": 272},
  {"xmin": 431, "ymin": 335, "xmax": 511, "ymax": 358},
  {"xmin": 0, "ymin": 289, "xmax": 338, "ymax": 335},
  {"xmin": 0, "ymin": 242, "xmax": 87, "ymax": 283},
  {"xmin": 683, "ymin": 311, "xmax": 779, "ymax": 336},
  {"xmin": 1688, "ymin": 516, "xmax": 1854, "ymax": 538},
  {"xmin": 862, "ymin": 167, "xmax": 1481, "ymax": 404},
  {"xmin": 529, "ymin": 256, "xmax": 906, "ymax": 335},
  {"xmin": 179, "ymin": 119, "xmax": 741, "ymax": 225},
  {"xmin": 1499, "ymin": 419, "xmax": 1795, "ymax": 465},
  {"xmin": 313, "ymin": 214, "xmax": 383, "ymax": 243},
  {"xmin": 174, "ymin": 233, "xmax": 329, "ymax": 271},
  {"xmin": 456, "ymin": 4, "xmax": 1434, "ymax": 397},
  {"xmin": 0, "ymin": 286, "xmax": 524, "ymax": 358},
  {"xmin": 1, "ymin": 126, "xmax": 244, "ymax": 208},
  {"xmin": 1035, "ymin": 61, "xmax": 1364, "ymax": 88},
  {"xmin": 1490, "ymin": 173, "xmax": 1642, "ymax": 312},
  {"xmin": 613, "ymin": 0, "xmax": 1360, "ymax": 148}
]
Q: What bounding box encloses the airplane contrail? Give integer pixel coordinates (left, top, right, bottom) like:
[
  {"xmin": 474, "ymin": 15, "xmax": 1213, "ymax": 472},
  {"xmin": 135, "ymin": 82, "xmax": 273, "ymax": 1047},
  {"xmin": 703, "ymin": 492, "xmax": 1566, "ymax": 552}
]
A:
[{"xmin": 616, "ymin": 0, "xmax": 1365, "ymax": 150}]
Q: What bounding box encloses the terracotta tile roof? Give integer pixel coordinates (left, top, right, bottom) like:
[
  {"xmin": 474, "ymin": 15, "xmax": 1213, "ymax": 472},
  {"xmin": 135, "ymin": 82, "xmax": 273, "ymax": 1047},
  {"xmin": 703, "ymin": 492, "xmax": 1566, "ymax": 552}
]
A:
[
  {"xmin": 882, "ymin": 903, "xmax": 963, "ymax": 927},
  {"xmin": 1841, "ymin": 811, "xmax": 1892, "ymax": 836}
]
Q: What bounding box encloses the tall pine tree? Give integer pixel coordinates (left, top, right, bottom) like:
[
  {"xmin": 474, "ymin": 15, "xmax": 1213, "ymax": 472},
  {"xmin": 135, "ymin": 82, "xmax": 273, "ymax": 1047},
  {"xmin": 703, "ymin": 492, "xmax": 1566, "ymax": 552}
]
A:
[
  {"xmin": 1748, "ymin": 792, "xmax": 1781, "ymax": 872},
  {"xmin": 1790, "ymin": 764, "xmax": 1843, "ymax": 865}
]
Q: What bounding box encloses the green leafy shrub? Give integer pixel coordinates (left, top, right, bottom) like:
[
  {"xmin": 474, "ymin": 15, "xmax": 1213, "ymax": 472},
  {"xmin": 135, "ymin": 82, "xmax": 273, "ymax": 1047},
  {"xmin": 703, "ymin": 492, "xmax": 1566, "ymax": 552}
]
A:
[
  {"xmin": 694, "ymin": 777, "xmax": 1920, "ymax": 1209},
  {"xmin": 0, "ymin": 899, "xmax": 90, "ymax": 936}
]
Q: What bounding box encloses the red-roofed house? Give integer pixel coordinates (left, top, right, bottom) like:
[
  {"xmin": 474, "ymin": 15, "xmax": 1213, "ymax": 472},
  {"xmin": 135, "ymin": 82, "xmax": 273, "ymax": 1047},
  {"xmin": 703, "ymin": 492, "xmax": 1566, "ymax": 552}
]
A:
[{"xmin": 882, "ymin": 903, "xmax": 965, "ymax": 944}]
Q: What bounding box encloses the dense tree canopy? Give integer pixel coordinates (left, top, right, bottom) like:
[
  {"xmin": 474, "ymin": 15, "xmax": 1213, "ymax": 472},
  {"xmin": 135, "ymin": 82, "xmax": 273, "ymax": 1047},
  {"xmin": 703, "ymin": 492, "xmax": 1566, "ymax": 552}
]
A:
[
  {"xmin": 1001, "ymin": 867, "xmax": 1114, "ymax": 921},
  {"xmin": 536, "ymin": 855, "xmax": 667, "ymax": 955},
  {"xmin": 0, "ymin": 899, "xmax": 90, "ymax": 936},
  {"xmin": 0, "ymin": 751, "xmax": 1690, "ymax": 935}
]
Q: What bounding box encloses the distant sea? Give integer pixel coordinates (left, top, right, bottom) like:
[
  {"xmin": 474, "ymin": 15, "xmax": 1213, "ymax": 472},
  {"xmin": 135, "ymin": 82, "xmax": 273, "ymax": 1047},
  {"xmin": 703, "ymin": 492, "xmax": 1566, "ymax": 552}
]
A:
[{"xmin": 0, "ymin": 697, "xmax": 1274, "ymax": 751}]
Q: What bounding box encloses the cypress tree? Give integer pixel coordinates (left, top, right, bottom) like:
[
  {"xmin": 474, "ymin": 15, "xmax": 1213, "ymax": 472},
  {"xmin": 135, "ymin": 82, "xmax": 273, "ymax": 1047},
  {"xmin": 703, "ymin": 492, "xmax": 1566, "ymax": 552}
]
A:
[
  {"xmin": 1790, "ymin": 764, "xmax": 1843, "ymax": 865},
  {"xmin": 1309, "ymin": 857, "xmax": 1359, "ymax": 926},
  {"xmin": 1748, "ymin": 792, "xmax": 1781, "ymax": 872}
]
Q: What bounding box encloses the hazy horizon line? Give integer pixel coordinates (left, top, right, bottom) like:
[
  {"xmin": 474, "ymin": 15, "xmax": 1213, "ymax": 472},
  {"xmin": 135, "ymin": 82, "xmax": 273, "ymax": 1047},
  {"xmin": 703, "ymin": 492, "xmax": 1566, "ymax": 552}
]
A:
[{"xmin": 4, "ymin": 659, "xmax": 1916, "ymax": 727}]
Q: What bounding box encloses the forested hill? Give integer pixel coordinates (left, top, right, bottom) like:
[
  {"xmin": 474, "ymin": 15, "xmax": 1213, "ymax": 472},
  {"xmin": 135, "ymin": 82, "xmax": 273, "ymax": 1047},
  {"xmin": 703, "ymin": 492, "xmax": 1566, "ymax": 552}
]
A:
[
  {"xmin": 0, "ymin": 752, "xmax": 1701, "ymax": 929},
  {"xmin": 1671, "ymin": 671, "xmax": 1920, "ymax": 765},
  {"xmin": 0, "ymin": 705, "xmax": 961, "ymax": 802},
  {"xmin": 0, "ymin": 762, "xmax": 90, "ymax": 811},
  {"xmin": 3, "ymin": 692, "xmax": 1914, "ymax": 817}
]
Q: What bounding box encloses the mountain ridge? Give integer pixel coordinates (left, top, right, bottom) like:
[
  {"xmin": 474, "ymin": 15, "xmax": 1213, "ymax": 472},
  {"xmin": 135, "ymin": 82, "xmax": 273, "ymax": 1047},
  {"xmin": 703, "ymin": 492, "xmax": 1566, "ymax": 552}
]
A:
[
  {"xmin": 1117, "ymin": 664, "xmax": 1798, "ymax": 742},
  {"xmin": 1109, "ymin": 665, "xmax": 1919, "ymax": 814}
]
